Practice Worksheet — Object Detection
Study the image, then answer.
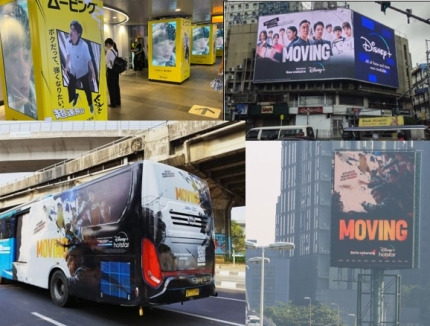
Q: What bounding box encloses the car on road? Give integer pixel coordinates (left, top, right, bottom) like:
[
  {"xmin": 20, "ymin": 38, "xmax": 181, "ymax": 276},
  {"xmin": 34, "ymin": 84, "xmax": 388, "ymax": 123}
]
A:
[{"xmin": 247, "ymin": 315, "xmax": 260, "ymax": 326}]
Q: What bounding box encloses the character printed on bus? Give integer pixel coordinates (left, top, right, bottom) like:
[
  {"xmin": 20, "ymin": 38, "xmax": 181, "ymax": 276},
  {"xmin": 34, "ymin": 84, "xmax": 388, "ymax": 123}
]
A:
[
  {"xmin": 56, "ymin": 202, "xmax": 66, "ymax": 233},
  {"xmin": 65, "ymin": 243, "xmax": 101, "ymax": 296}
]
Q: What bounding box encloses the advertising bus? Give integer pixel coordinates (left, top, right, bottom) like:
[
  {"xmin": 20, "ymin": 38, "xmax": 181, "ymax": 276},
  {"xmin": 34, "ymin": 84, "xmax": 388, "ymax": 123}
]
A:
[
  {"xmin": 341, "ymin": 125, "xmax": 430, "ymax": 140},
  {"xmin": 0, "ymin": 161, "xmax": 216, "ymax": 310}
]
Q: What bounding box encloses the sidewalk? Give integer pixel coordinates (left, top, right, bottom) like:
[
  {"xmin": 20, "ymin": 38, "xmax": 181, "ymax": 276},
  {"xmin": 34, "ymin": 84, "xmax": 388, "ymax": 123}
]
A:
[{"xmin": 215, "ymin": 263, "xmax": 246, "ymax": 292}]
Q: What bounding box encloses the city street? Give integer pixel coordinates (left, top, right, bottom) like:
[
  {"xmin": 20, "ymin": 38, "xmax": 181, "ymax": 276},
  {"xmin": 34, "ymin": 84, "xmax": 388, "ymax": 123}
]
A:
[{"xmin": 0, "ymin": 282, "xmax": 246, "ymax": 326}]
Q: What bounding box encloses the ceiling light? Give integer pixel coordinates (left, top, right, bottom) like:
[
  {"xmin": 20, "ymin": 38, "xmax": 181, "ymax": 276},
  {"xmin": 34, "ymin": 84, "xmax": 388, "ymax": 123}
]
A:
[{"xmin": 103, "ymin": 5, "xmax": 129, "ymax": 24}]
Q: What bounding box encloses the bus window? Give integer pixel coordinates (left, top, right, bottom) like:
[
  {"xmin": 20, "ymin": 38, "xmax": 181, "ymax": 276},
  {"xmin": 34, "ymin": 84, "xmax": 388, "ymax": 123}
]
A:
[
  {"xmin": 260, "ymin": 129, "xmax": 280, "ymax": 140},
  {"xmin": 246, "ymin": 129, "xmax": 259, "ymax": 140},
  {"xmin": 279, "ymin": 128, "xmax": 300, "ymax": 138},
  {"xmin": 306, "ymin": 127, "xmax": 315, "ymax": 139},
  {"xmin": 70, "ymin": 170, "xmax": 132, "ymax": 230},
  {"xmin": 0, "ymin": 216, "xmax": 15, "ymax": 239},
  {"xmin": 342, "ymin": 125, "xmax": 430, "ymax": 141}
]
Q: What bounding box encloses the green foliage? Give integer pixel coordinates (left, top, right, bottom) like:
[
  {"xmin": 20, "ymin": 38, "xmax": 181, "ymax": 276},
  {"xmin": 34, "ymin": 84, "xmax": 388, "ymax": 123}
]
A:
[
  {"xmin": 231, "ymin": 220, "xmax": 245, "ymax": 252},
  {"xmin": 265, "ymin": 301, "xmax": 345, "ymax": 326},
  {"xmin": 401, "ymin": 282, "xmax": 430, "ymax": 323}
]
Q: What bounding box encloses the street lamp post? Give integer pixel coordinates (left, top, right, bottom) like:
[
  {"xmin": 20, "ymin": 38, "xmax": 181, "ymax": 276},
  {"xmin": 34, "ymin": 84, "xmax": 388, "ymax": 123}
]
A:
[
  {"xmin": 331, "ymin": 303, "xmax": 340, "ymax": 326},
  {"xmin": 304, "ymin": 296, "xmax": 312, "ymax": 326},
  {"xmin": 348, "ymin": 313, "xmax": 357, "ymax": 326},
  {"xmin": 246, "ymin": 240, "xmax": 295, "ymax": 326}
]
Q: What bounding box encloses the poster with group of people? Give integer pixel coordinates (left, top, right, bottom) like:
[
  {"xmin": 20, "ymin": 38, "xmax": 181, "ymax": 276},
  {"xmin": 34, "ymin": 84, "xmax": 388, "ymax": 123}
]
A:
[
  {"xmin": 0, "ymin": 0, "xmax": 107, "ymax": 120},
  {"xmin": 254, "ymin": 8, "xmax": 398, "ymax": 88},
  {"xmin": 331, "ymin": 151, "xmax": 418, "ymax": 269}
]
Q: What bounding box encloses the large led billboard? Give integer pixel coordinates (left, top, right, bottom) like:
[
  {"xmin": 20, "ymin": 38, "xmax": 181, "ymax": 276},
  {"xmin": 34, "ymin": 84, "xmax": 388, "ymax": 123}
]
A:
[
  {"xmin": 254, "ymin": 8, "xmax": 398, "ymax": 88},
  {"xmin": 331, "ymin": 151, "xmax": 418, "ymax": 269}
]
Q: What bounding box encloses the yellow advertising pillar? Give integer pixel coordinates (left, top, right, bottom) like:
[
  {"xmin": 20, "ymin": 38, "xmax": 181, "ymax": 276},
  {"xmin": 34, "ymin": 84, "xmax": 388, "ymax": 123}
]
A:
[
  {"xmin": 0, "ymin": 0, "xmax": 107, "ymax": 120},
  {"xmin": 215, "ymin": 27, "xmax": 224, "ymax": 57},
  {"xmin": 190, "ymin": 24, "xmax": 217, "ymax": 65},
  {"xmin": 148, "ymin": 18, "xmax": 191, "ymax": 84}
]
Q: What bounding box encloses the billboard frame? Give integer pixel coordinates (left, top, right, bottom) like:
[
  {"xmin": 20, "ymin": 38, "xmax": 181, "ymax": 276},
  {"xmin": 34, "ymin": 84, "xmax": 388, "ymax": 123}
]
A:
[{"xmin": 330, "ymin": 150, "xmax": 419, "ymax": 270}]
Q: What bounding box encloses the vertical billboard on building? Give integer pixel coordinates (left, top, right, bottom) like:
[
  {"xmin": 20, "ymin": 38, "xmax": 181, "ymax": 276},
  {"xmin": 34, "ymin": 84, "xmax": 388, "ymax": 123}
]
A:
[
  {"xmin": 148, "ymin": 18, "xmax": 191, "ymax": 83},
  {"xmin": 254, "ymin": 8, "xmax": 398, "ymax": 88},
  {"xmin": 0, "ymin": 0, "xmax": 107, "ymax": 120},
  {"xmin": 331, "ymin": 151, "xmax": 418, "ymax": 269},
  {"xmin": 190, "ymin": 24, "xmax": 217, "ymax": 65}
]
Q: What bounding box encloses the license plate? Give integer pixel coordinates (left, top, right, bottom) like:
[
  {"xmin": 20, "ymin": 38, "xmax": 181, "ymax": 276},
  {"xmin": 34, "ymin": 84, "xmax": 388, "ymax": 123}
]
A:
[{"xmin": 186, "ymin": 288, "xmax": 199, "ymax": 297}]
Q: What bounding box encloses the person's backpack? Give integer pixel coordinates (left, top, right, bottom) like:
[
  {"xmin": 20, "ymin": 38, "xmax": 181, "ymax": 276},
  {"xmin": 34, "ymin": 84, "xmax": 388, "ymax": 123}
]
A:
[{"xmin": 110, "ymin": 49, "xmax": 127, "ymax": 74}]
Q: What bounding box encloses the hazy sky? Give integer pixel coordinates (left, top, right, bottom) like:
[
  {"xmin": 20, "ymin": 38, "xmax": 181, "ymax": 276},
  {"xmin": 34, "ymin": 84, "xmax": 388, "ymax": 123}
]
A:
[
  {"xmin": 245, "ymin": 141, "xmax": 281, "ymax": 246},
  {"xmin": 348, "ymin": 1, "xmax": 430, "ymax": 65}
]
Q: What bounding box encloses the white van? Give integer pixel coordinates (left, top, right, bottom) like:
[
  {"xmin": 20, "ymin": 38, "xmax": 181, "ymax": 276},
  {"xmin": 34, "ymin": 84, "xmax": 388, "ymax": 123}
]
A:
[{"xmin": 246, "ymin": 125, "xmax": 315, "ymax": 141}]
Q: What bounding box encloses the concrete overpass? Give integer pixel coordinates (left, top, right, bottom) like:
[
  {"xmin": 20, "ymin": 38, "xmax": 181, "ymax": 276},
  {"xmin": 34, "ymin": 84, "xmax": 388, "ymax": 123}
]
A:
[
  {"xmin": 0, "ymin": 121, "xmax": 166, "ymax": 173},
  {"xmin": 0, "ymin": 121, "xmax": 245, "ymax": 255}
]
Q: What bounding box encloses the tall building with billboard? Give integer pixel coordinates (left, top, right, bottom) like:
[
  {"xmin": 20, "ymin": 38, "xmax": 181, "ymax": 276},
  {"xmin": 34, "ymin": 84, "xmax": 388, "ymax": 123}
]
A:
[
  {"xmin": 225, "ymin": 3, "xmax": 413, "ymax": 138},
  {"xmin": 276, "ymin": 141, "xmax": 429, "ymax": 324}
]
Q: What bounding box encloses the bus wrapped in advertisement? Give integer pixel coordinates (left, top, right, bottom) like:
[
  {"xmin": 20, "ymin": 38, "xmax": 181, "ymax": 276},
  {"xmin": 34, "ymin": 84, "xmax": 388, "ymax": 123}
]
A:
[{"xmin": 0, "ymin": 160, "xmax": 216, "ymax": 310}]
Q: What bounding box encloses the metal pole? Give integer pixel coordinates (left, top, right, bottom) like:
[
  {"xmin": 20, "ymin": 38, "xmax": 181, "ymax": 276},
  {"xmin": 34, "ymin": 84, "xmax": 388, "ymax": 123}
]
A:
[
  {"xmin": 305, "ymin": 297, "xmax": 312, "ymax": 326},
  {"xmin": 426, "ymin": 40, "xmax": 430, "ymax": 123},
  {"xmin": 260, "ymin": 247, "xmax": 265, "ymax": 326},
  {"xmin": 233, "ymin": 249, "xmax": 236, "ymax": 266},
  {"xmin": 337, "ymin": 305, "xmax": 340, "ymax": 326},
  {"xmin": 371, "ymin": 269, "xmax": 384, "ymax": 326},
  {"xmin": 331, "ymin": 303, "xmax": 340, "ymax": 326}
]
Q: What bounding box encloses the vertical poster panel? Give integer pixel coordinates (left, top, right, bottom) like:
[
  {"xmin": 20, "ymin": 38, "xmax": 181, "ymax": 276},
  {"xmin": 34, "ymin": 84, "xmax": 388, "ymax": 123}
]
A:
[
  {"xmin": 190, "ymin": 24, "xmax": 216, "ymax": 65},
  {"xmin": 215, "ymin": 26, "xmax": 223, "ymax": 57},
  {"xmin": 29, "ymin": 0, "xmax": 106, "ymax": 120},
  {"xmin": 331, "ymin": 151, "xmax": 417, "ymax": 269},
  {"xmin": 179, "ymin": 18, "xmax": 191, "ymax": 82},
  {"xmin": 215, "ymin": 233, "xmax": 227, "ymax": 255},
  {"xmin": 0, "ymin": 0, "xmax": 38, "ymax": 120},
  {"xmin": 148, "ymin": 18, "xmax": 191, "ymax": 83}
]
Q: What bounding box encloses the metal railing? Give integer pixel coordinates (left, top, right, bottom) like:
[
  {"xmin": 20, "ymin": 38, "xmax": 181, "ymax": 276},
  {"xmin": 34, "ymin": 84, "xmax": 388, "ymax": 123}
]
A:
[{"xmin": 0, "ymin": 121, "xmax": 167, "ymax": 135}]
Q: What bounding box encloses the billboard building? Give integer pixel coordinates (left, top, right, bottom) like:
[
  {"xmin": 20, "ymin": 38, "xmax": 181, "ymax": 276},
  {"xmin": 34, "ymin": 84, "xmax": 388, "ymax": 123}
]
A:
[
  {"xmin": 225, "ymin": 4, "xmax": 413, "ymax": 137},
  {"xmin": 276, "ymin": 141, "xmax": 428, "ymax": 325}
]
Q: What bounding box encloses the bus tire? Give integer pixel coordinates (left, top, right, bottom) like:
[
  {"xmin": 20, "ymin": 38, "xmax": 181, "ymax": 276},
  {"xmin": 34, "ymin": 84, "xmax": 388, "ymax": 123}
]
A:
[{"xmin": 50, "ymin": 270, "xmax": 70, "ymax": 307}]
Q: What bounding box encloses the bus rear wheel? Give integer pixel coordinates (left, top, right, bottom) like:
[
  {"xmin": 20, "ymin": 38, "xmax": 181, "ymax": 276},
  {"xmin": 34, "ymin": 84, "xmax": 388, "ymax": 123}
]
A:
[{"xmin": 50, "ymin": 270, "xmax": 71, "ymax": 307}]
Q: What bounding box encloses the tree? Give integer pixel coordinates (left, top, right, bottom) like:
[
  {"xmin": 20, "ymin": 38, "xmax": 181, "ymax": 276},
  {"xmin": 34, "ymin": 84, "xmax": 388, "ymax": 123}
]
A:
[
  {"xmin": 401, "ymin": 282, "xmax": 430, "ymax": 323},
  {"xmin": 231, "ymin": 220, "xmax": 245, "ymax": 252},
  {"xmin": 265, "ymin": 301, "xmax": 345, "ymax": 326}
]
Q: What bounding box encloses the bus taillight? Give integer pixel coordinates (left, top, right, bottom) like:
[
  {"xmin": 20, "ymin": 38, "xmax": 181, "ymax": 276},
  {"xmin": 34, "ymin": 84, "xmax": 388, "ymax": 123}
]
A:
[{"xmin": 142, "ymin": 239, "xmax": 162, "ymax": 288}]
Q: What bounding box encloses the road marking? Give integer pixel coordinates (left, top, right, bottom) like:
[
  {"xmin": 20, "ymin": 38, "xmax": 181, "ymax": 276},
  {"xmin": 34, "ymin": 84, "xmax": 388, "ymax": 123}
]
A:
[
  {"xmin": 31, "ymin": 312, "xmax": 67, "ymax": 326},
  {"xmin": 160, "ymin": 307, "xmax": 245, "ymax": 326},
  {"xmin": 214, "ymin": 296, "xmax": 246, "ymax": 303},
  {"xmin": 189, "ymin": 105, "xmax": 221, "ymax": 118},
  {"xmin": 220, "ymin": 281, "xmax": 237, "ymax": 289}
]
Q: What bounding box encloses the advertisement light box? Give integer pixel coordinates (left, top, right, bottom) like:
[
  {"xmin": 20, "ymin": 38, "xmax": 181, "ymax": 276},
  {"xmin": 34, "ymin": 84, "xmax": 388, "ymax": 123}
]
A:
[{"xmin": 254, "ymin": 8, "xmax": 399, "ymax": 88}]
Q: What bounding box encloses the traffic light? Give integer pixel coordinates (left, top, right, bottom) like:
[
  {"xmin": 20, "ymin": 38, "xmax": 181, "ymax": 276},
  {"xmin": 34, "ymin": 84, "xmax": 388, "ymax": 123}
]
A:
[
  {"xmin": 380, "ymin": 1, "xmax": 391, "ymax": 14},
  {"xmin": 406, "ymin": 8, "xmax": 412, "ymax": 24}
]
